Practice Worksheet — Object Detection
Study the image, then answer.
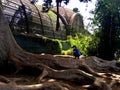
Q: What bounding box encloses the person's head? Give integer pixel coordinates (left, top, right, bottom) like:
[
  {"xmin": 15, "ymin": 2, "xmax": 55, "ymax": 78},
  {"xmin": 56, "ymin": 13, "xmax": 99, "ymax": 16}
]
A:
[{"xmin": 72, "ymin": 45, "xmax": 76, "ymax": 49}]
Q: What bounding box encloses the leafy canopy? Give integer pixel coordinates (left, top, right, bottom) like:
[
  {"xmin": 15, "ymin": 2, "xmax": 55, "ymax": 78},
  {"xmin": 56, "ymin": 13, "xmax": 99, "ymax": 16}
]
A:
[{"xmin": 94, "ymin": 0, "xmax": 120, "ymax": 60}]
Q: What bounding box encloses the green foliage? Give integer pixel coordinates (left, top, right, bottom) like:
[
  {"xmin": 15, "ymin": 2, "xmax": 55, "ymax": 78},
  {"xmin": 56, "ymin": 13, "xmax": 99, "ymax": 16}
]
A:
[
  {"xmin": 60, "ymin": 39, "xmax": 72, "ymax": 55},
  {"xmin": 87, "ymin": 31, "xmax": 100, "ymax": 56},
  {"xmin": 61, "ymin": 33, "xmax": 98, "ymax": 56},
  {"xmin": 52, "ymin": 39, "xmax": 62, "ymax": 53},
  {"xmin": 47, "ymin": 10, "xmax": 57, "ymax": 21},
  {"xmin": 73, "ymin": 8, "xmax": 79, "ymax": 13},
  {"xmin": 94, "ymin": 0, "xmax": 120, "ymax": 60},
  {"xmin": 61, "ymin": 49, "xmax": 72, "ymax": 55}
]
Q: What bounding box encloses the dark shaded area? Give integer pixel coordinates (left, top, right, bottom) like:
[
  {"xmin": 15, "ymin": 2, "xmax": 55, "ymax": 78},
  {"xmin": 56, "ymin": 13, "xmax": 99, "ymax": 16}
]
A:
[
  {"xmin": 16, "ymin": 66, "xmax": 42, "ymax": 77},
  {"xmin": 14, "ymin": 34, "xmax": 61, "ymax": 54}
]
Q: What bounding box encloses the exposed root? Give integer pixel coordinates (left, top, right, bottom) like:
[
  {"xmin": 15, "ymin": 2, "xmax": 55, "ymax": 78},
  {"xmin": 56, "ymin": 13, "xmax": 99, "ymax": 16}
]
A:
[
  {"xmin": 0, "ymin": 81, "xmax": 75, "ymax": 90},
  {"xmin": 0, "ymin": 75, "xmax": 10, "ymax": 83},
  {"xmin": 37, "ymin": 63, "xmax": 95, "ymax": 85},
  {"xmin": 85, "ymin": 56, "xmax": 120, "ymax": 71}
]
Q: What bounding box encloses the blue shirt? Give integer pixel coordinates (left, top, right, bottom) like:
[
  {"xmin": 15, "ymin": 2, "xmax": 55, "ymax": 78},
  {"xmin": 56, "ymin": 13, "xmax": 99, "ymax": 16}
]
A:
[{"xmin": 73, "ymin": 48, "xmax": 81, "ymax": 56}]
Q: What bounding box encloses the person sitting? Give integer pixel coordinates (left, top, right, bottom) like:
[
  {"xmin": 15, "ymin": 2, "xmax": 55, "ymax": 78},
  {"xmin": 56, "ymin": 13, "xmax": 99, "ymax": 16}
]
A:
[{"xmin": 72, "ymin": 45, "xmax": 81, "ymax": 59}]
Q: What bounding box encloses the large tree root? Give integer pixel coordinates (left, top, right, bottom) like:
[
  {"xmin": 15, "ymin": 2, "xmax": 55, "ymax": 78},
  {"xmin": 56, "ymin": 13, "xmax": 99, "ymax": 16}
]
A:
[
  {"xmin": 0, "ymin": 81, "xmax": 75, "ymax": 90},
  {"xmin": 36, "ymin": 63, "xmax": 95, "ymax": 84},
  {"xmin": 85, "ymin": 56, "xmax": 120, "ymax": 71},
  {"xmin": 9, "ymin": 52, "xmax": 120, "ymax": 86},
  {"xmin": 9, "ymin": 53, "xmax": 96, "ymax": 85}
]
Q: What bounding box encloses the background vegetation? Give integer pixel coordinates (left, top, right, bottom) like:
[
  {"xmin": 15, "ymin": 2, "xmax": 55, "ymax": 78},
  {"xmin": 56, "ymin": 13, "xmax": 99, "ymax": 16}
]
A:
[{"xmin": 93, "ymin": 0, "xmax": 120, "ymax": 60}]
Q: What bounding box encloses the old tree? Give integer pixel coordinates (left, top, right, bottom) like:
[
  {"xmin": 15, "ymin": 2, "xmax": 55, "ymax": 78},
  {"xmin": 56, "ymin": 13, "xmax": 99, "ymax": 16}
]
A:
[{"xmin": 0, "ymin": 1, "xmax": 120, "ymax": 90}]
